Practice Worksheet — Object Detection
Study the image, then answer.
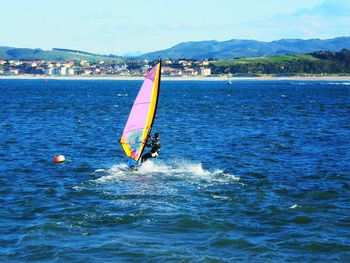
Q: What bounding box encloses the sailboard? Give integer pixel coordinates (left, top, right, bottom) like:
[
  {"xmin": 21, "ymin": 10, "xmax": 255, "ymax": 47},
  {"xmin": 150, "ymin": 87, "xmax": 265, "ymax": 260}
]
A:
[{"xmin": 119, "ymin": 61, "xmax": 162, "ymax": 170}]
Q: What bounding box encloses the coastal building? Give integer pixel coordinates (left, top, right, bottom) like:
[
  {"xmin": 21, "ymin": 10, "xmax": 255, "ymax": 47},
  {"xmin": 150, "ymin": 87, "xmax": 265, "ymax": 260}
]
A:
[
  {"xmin": 115, "ymin": 63, "xmax": 127, "ymax": 71},
  {"xmin": 33, "ymin": 67, "xmax": 45, "ymax": 75},
  {"xmin": 179, "ymin": 60, "xmax": 192, "ymax": 67},
  {"xmin": 11, "ymin": 68, "xmax": 19, "ymax": 74},
  {"xmin": 93, "ymin": 68, "xmax": 101, "ymax": 74},
  {"xmin": 59, "ymin": 67, "xmax": 67, "ymax": 75},
  {"xmin": 6, "ymin": 68, "xmax": 19, "ymax": 75},
  {"xmin": 45, "ymin": 68, "xmax": 54, "ymax": 75},
  {"xmin": 12, "ymin": 61, "xmax": 22, "ymax": 66},
  {"xmin": 200, "ymin": 67, "xmax": 211, "ymax": 76},
  {"xmin": 162, "ymin": 66, "xmax": 182, "ymax": 76},
  {"xmin": 0, "ymin": 58, "xmax": 211, "ymax": 77},
  {"xmin": 66, "ymin": 61, "xmax": 75, "ymax": 67},
  {"xmin": 80, "ymin": 60, "xmax": 89, "ymax": 66},
  {"xmin": 66, "ymin": 67, "xmax": 75, "ymax": 75},
  {"xmin": 46, "ymin": 63, "xmax": 54, "ymax": 69},
  {"xmin": 183, "ymin": 68, "xmax": 198, "ymax": 76},
  {"xmin": 83, "ymin": 69, "xmax": 92, "ymax": 75},
  {"xmin": 117, "ymin": 69, "xmax": 129, "ymax": 76},
  {"xmin": 50, "ymin": 66, "xmax": 75, "ymax": 75}
]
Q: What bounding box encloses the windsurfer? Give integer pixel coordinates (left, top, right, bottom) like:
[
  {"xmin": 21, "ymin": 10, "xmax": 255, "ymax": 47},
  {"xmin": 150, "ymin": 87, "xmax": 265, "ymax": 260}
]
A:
[
  {"xmin": 141, "ymin": 132, "xmax": 161, "ymax": 163},
  {"xmin": 119, "ymin": 61, "xmax": 161, "ymax": 171}
]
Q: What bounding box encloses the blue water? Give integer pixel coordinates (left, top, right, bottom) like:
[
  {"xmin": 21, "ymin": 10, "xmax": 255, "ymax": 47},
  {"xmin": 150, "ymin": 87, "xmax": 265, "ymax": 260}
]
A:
[{"xmin": 1, "ymin": 79, "xmax": 350, "ymax": 262}]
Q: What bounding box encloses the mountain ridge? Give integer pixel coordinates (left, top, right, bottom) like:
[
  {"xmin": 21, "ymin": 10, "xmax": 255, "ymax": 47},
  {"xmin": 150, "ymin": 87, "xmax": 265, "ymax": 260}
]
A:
[
  {"xmin": 1, "ymin": 36, "xmax": 350, "ymax": 61},
  {"xmin": 137, "ymin": 36, "xmax": 350, "ymax": 60}
]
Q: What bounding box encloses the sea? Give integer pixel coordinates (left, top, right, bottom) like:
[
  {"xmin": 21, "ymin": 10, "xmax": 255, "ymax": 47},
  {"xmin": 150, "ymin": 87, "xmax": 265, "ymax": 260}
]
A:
[{"xmin": 1, "ymin": 79, "xmax": 349, "ymax": 262}]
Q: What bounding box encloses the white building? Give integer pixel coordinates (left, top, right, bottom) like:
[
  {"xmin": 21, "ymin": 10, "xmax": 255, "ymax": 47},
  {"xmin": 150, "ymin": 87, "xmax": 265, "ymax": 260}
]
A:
[
  {"xmin": 66, "ymin": 68, "xmax": 75, "ymax": 75},
  {"xmin": 200, "ymin": 60, "xmax": 210, "ymax": 66},
  {"xmin": 200, "ymin": 67, "xmax": 211, "ymax": 76},
  {"xmin": 115, "ymin": 63, "xmax": 127, "ymax": 70},
  {"xmin": 7, "ymin": 68, "xmax": 19, "ymax": 75},
  {"xmin": 59, "ymin": 67, "xmax": 67, "ymax": 75},
  {"xmin": 45, "ymin": 68, "xmax": 54, "ymax": 75}
]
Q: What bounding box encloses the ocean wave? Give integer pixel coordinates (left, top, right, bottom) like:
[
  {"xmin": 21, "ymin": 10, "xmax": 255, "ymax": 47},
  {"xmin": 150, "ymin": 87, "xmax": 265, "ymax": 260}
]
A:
[
  {"xmin": 288, "ymin": 81, "xmax": 350, "ymax": 86},
  {"xmin": 322, "ymin": 82, "xmax": 350, "ymax": 85}
]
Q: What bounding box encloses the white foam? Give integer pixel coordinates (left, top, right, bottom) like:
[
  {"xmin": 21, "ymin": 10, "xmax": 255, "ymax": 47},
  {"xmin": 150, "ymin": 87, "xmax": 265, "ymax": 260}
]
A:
[
  {"xmin": 93, "ymin": 159, "xmax": 240, "ymax": 184},
  {"xmin": 324, "ymin": 82, "xmax": 350, "ymax": 85},
  {"xmin": 289, "ymin": 204, "xmax": 298, "ymax": 209},
  {"xmin": 94, "ymin": 163, "xmax": 131, "ymax": 183},
  {"xmin": 137, "ymin": 160, "xmax": 170, "ymax": 174}
]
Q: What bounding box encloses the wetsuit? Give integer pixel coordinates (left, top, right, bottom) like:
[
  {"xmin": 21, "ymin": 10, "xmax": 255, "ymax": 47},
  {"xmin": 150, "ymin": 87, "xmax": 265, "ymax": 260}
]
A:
[{"xmin": 141, "ymin": 138, "xmax": 161, "ymax": 163}]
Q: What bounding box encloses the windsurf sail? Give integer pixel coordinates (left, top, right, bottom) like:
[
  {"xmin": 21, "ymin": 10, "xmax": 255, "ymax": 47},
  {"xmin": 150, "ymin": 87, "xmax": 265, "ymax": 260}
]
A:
[
  {"xmin": 119, "ymin": 61, "xmax": 161, "ymax": 162},
  {"xmin": 227, "ymin": 73, "xmax": 232, "ymax": 85}
]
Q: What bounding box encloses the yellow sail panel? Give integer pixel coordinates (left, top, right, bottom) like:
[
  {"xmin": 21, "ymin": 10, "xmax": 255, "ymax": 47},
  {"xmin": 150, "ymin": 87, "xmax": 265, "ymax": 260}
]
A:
[{"xmin": 120, "ymin": 136, "xmax": 137, "ymax": 159}]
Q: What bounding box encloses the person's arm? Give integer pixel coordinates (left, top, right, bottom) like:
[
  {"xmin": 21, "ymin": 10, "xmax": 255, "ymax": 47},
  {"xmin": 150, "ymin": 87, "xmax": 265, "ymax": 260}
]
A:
[{"xmin": 145, "ymin": 135, "xmax": 153, "ymax": 147}]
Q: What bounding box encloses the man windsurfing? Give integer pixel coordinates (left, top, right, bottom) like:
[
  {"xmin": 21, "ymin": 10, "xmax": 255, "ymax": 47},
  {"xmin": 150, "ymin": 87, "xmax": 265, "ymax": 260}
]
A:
[{"xmin": 141, "ymin": 132, "xmax": 161, "ymax": 163}]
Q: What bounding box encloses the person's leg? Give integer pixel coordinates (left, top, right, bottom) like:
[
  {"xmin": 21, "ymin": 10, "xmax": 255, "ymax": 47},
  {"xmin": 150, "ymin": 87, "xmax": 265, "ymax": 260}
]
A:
[{"xmin": 141, "ymin": 152, "xmax": 152, "ymax": 163}]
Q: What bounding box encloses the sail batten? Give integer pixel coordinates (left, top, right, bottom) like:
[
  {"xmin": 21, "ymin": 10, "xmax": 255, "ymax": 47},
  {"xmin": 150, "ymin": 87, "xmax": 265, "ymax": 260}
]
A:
[{"xmin": 120, "ymin": 62, "xmax": 161, "ymax": 161}]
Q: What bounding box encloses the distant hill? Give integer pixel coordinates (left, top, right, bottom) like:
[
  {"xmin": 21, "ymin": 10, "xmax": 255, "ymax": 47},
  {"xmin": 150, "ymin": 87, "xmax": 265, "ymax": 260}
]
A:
[
  {"xmin": 138, "ymin": 37, "xmax": 350, "ymax": 60},
  {"xmin": 2, "ymin": 36, "xmax": 350, "ymax": 62},
  {"xmin": 210, "ymin": 49, "xmax": 350, "ymax": 75},
  {"xmin": 0, "ymin": 46, "xmax": 124, "ymax": 62}
]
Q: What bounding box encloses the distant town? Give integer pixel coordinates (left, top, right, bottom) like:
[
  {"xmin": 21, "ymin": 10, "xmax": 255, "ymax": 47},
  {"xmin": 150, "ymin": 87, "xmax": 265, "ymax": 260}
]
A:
[
  {"xmin": 2, "ymin": 48, "xmax": 350, "ymax": 77},
  {"xmin": 0, "ymin": 59, "xmax": 212, "ymax": 77}
]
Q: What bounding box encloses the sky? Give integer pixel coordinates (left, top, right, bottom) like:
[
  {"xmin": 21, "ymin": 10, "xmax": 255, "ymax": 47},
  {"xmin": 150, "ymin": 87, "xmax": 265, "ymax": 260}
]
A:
[{"xmin": 1, "ymin": 0, "xmax": 349, "ymax": 55}]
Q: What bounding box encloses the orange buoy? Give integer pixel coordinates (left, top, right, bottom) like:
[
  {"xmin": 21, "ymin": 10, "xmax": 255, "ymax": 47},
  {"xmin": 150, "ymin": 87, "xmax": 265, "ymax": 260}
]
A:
[{"xmin": 53, "ymin": 155, "xmax": 65, "ymax": 163}]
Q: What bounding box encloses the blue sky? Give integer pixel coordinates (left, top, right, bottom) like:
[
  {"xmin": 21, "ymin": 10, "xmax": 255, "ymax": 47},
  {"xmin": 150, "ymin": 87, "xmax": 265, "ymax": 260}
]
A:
[{"xmin": 1, "ymin": 0, "xmax": 349, "ymax": 55}]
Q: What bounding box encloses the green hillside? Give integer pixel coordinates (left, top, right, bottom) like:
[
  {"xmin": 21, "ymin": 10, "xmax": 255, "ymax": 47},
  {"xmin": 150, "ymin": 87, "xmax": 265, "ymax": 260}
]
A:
[
  {"xmin": 0, "ymin": 47, "xmax": 12, "ymax": 59},
  {"xmin": 0, "ymin": 47, "xmax": 124, "ymax": 62},
  {"xmin": 211, "ymin": 54, "xmax": 319, "ymax": 67},
  {"xmin": 210, "ymin": 49, "xmax": 350, "ymax": 75}
]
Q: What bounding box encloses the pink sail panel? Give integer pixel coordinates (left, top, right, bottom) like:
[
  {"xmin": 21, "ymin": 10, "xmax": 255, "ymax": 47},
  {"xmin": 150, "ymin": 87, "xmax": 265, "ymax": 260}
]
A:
[{"xmin": 120, "ymin": 63, "xmax": 161, "ymax": 161}]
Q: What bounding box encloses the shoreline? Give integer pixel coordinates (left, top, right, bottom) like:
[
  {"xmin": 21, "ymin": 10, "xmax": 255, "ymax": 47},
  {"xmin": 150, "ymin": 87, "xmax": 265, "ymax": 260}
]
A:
[{"xmin": 1, "ymin": 74, "xmax": 350, "ymax": 81}]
